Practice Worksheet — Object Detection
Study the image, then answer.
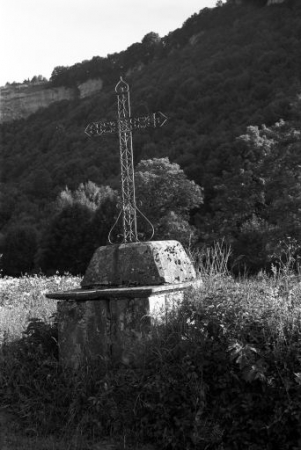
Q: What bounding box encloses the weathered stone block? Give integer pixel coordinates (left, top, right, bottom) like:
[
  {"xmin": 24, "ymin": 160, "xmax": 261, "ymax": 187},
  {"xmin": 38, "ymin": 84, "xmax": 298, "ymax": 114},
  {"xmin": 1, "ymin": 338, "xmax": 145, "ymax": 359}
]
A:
[
  {"xmin": 56, "ymin": 289, "xmax": 186, "ymax": 368},
  {"xmin": 57, "ymin": 299, "xmax": 110, "ymax": 368},
  {"xmin": 82, "ymin": 240, "xmax": 196, "ymax": 288}
]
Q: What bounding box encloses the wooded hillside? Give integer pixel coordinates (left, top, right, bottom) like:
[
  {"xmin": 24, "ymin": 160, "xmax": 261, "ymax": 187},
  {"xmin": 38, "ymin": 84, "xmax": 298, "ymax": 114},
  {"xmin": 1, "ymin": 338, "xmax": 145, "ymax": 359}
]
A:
[{"xmin": 1, "ymin": 0, "xmax": 301, "ymax": 275}]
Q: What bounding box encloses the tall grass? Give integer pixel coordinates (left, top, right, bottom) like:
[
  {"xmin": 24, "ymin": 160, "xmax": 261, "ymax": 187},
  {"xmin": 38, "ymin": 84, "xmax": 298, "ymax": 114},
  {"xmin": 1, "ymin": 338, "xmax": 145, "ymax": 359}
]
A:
[
  {"xmin": 1, "ymin": 248, "xmax": 301, "ymax": 449},
  {"xmin": 0, "ymin": 274, "xmax": 81, "ymax": 343},
  {"xmin": 193, "ymin": 239, "xmax": 231, "ymax": 281}
]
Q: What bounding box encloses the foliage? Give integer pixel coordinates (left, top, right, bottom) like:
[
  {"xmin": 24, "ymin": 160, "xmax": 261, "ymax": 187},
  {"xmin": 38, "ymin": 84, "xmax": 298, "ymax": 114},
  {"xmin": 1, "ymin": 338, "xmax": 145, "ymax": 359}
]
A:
[
  {"xmin": 141, "ymin": 32, "xmax": 161, "ymax": 46},
  {"xmin": 206, "ymin": 120, "xmax": 301, "ymax": 272},
  {"xmin": 89, "ymin": 194, "xmax": 119, "ymax": 247},
  {"xmin": 0, "ymin": 274, "xmax": 80, "ymax": 342},
  {"xmin": 56, "ymin": 181, "xmax": 116, "ymax": 213},
  {"xmin": 13, "ymin": 156, "xmax": 201, "ymax": 274},
  {"xmin": 2, "ymin": 263, "xmax": 301, "ymax": 448},
  {"xmin": 36, "ymin": 182, "xmax": 118, "ymax": 275},
  {"xmin": 1, "ymin": 225, "xmax": 38, "ymax": 277},
  {"xmin": 36, "ymin": 159, "xmax": 202, "ymax": 275},
  {"xmin": 135, "ymin": 157, "xmax": 203, "ymax": 245},
  {"xmin": 37, "ymin": 203, "xmax": 95, "ymax": 275}
]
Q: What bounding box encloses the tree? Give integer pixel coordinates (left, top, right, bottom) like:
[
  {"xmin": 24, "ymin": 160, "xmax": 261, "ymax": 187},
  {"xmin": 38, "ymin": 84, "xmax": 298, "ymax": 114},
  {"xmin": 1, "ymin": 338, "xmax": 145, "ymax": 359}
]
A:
[
  {"xmin": 50, "ymin": 65, "xmax": 70, "ymax": 87},
  {"xmin": 30, "ymin": 75, "xmax": 46, "ymax": 84},
  {"xmin": 209, "ymin": 125, "xmax": 272, "ymax": 238},
  {"xmin": 31, "ymin": 169, "xmax": 53, "ymax": 198},
  {"xmin": 2, "ymin": 225, "xmax": 38, "ymax": 276},
  {"xmin": 56, "ymin": 181, "xmax": 117, "ymax": 212},
  {"xmin": 0, "ymin": 184, "xmax": 18, "ymax": 228},
  {"xmin": 38, "ymin": 203, "xmax": 94, "ymax": 275},
  {"xmin": 90, "ymin": 195, "xmax": 119, "ymax": 247},
  {"xmin": 141, "ymin": 32, "xmax": 161, "ymax": 46},
  {"xmin": 38, "ymin": 182, "xmax": 118, "ymax": 274},
  {"xmin": 135, "ymin": 158, "xmax": 203, "ymax": 246},
  {"xmin": 141, "ymin": 32, "xmax": 162, "ymax": 63},
  {"xmin": 207, "ymin": 120, "xmax": 301, "ymax": 272}
]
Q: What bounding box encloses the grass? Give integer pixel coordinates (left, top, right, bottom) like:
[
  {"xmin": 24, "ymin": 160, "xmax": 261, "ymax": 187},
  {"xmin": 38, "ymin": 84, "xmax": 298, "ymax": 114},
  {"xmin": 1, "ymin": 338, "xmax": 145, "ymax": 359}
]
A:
[
  {"xmin": 0, "ymin": 274, "xmax": 83, "ymax": 450},
  {"xmin": 0, "ymin": 274, "xmax": 81, "ymax": 343},
  {"xmin": 1, "ymin": 249, "xmax": 301, "ymax": 449}
]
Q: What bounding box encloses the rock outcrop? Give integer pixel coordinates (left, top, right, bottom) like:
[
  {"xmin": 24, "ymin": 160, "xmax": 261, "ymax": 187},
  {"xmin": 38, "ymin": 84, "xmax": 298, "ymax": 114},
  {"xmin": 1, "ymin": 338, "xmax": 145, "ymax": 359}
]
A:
[
  {"xmin": 0, "ymin": 78, "xmax": 103, "ymax": 123},
  {"xmin": 78, "ymin": 78, "xmax": 103, "ymax": 98}
]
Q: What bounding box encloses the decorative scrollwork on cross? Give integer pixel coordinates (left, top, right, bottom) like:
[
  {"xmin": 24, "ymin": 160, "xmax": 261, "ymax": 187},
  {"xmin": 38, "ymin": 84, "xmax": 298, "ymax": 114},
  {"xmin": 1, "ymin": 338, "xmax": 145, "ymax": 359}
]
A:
[{"xmin": 85, "ymin": 77, "xmax": 167, "ymax": 244}]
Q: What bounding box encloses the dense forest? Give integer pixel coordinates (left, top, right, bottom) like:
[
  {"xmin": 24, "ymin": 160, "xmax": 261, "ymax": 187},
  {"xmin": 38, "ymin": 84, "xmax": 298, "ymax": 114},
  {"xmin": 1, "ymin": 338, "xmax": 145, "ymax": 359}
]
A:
[{"xmin": 1, "ymin": 0, "xmax": 301, "ymax": 276}]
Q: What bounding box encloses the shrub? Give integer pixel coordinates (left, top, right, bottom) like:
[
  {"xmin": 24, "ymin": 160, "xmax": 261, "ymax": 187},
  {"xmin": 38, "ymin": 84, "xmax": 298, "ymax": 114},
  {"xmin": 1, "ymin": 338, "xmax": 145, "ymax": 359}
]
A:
[{"xmin": 1, "ymin": 270, "xmax": 301, "ymax": 448}]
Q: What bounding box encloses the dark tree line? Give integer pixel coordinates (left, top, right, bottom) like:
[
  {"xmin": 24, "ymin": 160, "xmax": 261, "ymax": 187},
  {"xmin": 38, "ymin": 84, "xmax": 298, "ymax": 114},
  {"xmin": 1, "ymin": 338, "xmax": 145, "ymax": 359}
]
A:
[{"xmin": 1, "ymin": 161, "xmax": 203, "ymax": 276}]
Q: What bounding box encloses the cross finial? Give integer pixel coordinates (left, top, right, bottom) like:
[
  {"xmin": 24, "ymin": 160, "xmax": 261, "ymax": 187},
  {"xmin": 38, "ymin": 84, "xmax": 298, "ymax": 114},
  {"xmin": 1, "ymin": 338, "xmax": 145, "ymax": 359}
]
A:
[{"xmin": 115, "ymin": 76, "xmax": 129, "ymax": 94}]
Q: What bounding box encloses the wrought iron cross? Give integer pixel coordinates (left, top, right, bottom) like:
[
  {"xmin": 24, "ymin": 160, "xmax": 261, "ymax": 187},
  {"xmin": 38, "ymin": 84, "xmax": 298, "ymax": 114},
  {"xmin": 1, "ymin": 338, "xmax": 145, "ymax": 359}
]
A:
[{"xmin": 85, "ymin": 77, "xmax": 167, "ymax": 243}]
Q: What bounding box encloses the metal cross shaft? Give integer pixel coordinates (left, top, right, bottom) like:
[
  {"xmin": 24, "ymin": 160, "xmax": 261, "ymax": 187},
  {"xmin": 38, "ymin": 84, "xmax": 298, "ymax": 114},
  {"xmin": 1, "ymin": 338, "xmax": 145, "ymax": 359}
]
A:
[
  {"xmin": 115, "ymin": 77, "xmax": 137, "ymax": 243},
  {"xmin": 85, "ymin": 77, "xmax": 167, "ymax": 243}
]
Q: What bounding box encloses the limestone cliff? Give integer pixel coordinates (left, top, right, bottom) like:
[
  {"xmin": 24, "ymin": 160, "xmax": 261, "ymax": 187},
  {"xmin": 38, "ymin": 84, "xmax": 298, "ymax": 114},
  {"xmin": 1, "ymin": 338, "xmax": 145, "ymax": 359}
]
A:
[
  {"xmin": 77, "ymin": 78, "xmax": 103, "ymax": 98},
  {"xmin": 0, "ymin": 78, "xmax": 103, "ymax": 123}
]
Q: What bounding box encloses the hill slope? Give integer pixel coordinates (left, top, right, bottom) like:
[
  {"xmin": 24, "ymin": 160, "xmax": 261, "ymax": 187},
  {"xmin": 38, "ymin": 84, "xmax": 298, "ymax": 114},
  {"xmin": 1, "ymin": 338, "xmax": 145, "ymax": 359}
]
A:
[{"xmin": 1, "ymin": 0, "xmax": 301, "ymax": 270}]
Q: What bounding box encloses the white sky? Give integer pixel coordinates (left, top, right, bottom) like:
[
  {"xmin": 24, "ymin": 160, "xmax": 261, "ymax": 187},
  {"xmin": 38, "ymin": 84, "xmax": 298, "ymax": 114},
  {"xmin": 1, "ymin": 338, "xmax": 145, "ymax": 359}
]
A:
[{"xmin": 0, "ymin": 0, "xmax": 218, "ymax": 87}]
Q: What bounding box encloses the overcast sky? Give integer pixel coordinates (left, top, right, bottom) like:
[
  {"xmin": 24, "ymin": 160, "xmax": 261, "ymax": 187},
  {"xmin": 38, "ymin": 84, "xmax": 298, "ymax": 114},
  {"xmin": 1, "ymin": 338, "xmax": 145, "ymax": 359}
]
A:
[{"xmin": 0, "ymin": 0, "xmax": 219, "ymax": 87}]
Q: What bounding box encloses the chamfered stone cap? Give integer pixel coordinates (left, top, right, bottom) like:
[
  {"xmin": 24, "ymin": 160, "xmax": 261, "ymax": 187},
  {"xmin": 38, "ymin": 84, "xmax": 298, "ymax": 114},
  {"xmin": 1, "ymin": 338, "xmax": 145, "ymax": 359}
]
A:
[{"xmin": 81, "ymin": 240, "xmax": 196, "ymax": 288}]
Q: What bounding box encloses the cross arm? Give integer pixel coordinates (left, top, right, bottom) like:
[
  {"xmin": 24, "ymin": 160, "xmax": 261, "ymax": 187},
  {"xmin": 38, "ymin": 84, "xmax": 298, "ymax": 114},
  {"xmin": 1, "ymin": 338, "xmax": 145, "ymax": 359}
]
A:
[{"xmin": 85, "ymin": 112, "xmax": 167, "ymax": 137}]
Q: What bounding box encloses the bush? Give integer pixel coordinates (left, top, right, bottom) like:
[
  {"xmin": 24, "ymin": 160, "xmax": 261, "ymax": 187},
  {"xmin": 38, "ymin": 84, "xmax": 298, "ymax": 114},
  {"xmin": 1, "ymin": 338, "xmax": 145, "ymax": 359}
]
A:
[{"xmin": 1, "ymin": 269, "xmax": 301, "ymax": 448}]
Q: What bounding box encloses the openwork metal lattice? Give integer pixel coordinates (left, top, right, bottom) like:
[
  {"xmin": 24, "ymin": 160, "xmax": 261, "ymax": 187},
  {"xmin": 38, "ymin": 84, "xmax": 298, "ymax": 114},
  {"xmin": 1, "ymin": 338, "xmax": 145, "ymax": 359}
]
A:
[{"xmin": 85, "ymin": 77, "xmax": 167, "ymax": 243}]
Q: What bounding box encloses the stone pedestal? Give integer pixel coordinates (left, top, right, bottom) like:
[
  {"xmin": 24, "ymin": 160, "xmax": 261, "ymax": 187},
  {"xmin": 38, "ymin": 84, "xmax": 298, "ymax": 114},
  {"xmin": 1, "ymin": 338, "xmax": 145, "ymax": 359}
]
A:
[
  {"xmin": 82, "ymin": 240, "xmax": 196, "ymax": 287},
  {"xmin": 46, "ymin": 241, "xmax": 198, "ymax": 368}
]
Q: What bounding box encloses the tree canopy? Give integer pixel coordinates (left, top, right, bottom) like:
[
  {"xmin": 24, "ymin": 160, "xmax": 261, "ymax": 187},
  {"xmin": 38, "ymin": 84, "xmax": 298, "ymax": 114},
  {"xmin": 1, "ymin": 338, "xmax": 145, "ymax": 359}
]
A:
[{"xmin": 135, "ymin": 158, "xmax": 203, "ymax": 245}]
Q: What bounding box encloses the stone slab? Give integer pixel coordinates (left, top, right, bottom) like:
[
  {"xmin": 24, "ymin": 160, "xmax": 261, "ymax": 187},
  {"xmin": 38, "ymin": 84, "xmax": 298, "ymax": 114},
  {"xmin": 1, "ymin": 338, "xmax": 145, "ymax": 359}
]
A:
[
  {"xmin": 46, "ymin": 281, "xmax": 199, "ymax": 301},
  {"xmin": 81, "ymin": 240, "xmax": 196, "ymax": 288}
]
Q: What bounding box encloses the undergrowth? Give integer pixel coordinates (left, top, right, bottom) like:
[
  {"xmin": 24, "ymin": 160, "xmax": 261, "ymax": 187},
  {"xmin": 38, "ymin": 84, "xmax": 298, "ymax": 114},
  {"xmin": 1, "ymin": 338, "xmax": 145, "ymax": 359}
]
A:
[
  {"xmin": 0, "ymin": 273, "xmax": 81, "ymax": 342},
  {"xmin": 1, "ymin": 251, "xmax": 301, "ymax": 449}
]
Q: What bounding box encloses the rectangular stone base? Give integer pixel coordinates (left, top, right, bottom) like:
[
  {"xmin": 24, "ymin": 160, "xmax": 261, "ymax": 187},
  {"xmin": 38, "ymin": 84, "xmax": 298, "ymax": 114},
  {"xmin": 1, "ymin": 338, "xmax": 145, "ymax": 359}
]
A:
[{"xmin": 47, "ymin": 284, "xmax": 197, "ymax": 369}]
